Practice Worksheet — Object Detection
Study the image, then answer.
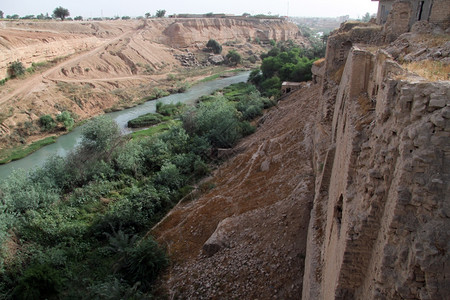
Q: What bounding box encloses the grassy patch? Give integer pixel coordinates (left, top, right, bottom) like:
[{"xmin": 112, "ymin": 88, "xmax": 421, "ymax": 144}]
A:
[
  {"xmin": 0, "ymin": 136, "xmax": 57, "ymax": 164},
  {"xmin": 199, "ymin": 68, "xmax": 246, "ymax": 83},
  {"xmin": 131, "ymin": 120, "xmax": 181, "ymax": 139},
  {"xmin": 402, "ymin": 60, "xmax": 450, "ymax": 81},
  {"xmin": 127, "ymin": 113, "xmax": 170, "ymax": 128}
]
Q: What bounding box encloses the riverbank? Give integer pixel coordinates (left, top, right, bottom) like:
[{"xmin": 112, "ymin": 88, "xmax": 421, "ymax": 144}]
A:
[
  {"xmin": 0, "ymin": 71, "xmax": 250, "ymax": 179},
  {"xmin": 0, "ymin": 136, "xmax": 57, "ymax": 164},
  {"xmin": 0, "ymin": 68, "xmax": 249, "ymax": 166}
]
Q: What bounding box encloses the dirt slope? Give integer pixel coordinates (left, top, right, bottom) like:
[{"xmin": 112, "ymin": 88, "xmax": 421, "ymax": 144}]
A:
[{"xmin": 152, "ymin": 84, "xmax": 319, "ymax": 299}]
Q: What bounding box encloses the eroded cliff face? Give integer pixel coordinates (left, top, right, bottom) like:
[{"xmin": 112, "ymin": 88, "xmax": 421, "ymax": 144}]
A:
[
  {"xmin": 160, "ymin": 18, "xmax": 302, "ymax": 47},
  {"xmin": 303, "ymin": 21, "xmax": 449, "ymax": 299}
]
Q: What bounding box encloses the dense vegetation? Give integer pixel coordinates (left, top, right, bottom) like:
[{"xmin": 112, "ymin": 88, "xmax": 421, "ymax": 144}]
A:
[
  {"xmin": 0, "ymin": 82, "xmax": 273, "ymax": 299},
  {"xmin": 249, "ymin": 42, "xmax": 324, "ymax": 98}
]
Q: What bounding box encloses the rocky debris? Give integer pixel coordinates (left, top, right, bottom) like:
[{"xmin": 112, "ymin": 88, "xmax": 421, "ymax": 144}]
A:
[
  {"xmin": 208, "ymin": 54, "xmax": 224, "ymax": 65},
  {"xmin": 173, "ymin": 52, "xmax": 201, "ymax": 67},
  {"xmin": 385, "ymin": 21, "xmax": 450, "ymax": 63},
  {"xmin": 167, "ymin": 196, "xmax": 311, "ymax": 300}
]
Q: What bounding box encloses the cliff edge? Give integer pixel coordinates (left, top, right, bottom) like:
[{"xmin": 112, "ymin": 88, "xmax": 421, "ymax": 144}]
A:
[{"xmin": 153, "ymin": 3, "xmax": 449, "ymax": 299}]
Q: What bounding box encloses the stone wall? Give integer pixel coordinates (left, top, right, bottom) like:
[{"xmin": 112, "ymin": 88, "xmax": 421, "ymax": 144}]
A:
[
  {"xmin": 302, "ymin": 40, "xmax": 450, "ymax": 300},
  {"xmin": 383, "ymin": 1, "xmax": 413, "ymax": 42},
  {"xmin": 429, "ymin": 0, "xmax": 450, "ymax": 29}
]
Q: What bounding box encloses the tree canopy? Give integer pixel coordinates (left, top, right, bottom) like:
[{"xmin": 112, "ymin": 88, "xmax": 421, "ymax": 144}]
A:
[
  {"xmin": 249, "ymin": 43, "xmax": 319, "ymax": 98},
  {"xmin": 156, "ymin": 9, "xmax": 166, "ymax": 18},
  {"xmin": 206, "ymin": 39, "xmax": 222, "ymax": 54},
  {"xmin": 226, "ymin": 50, "xmax": 241, "ymax": 66},
  {"xmin": 53, "ymin": 6, "xmax": 70, "ymax": 20}
]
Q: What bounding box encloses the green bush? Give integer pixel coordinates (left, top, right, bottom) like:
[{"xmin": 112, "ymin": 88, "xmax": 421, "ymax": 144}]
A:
[
  {"xmin": 80, "ymin": 116, "xmax": 121, "ymax": 153},
  {"xmin": 120, "ymin": 237, "xmax": 168, "ymax": 287},
  {"xmin": 154, "ymin": 162, "xmax": 183, "ymax": 189},
  {"xmin": 156, "ymin": 102, "xmax": 184, "ymax": 116},
  {"xmin": 39, "ymin": 114, "xmax": 56, "ymax": 131},
  {"xmin": 226, "ymin": 50, "xmax": 241, "ymax": 66},
  {"xmin": 185, "ymin": 97, "xmax": 242, "ymax": 148},
  {"xmin": 0, "ymin": 170, "xmax": 60, "ymax": 213},
  {"xmin": 127, "ymin": 113, "xmax": 164, "ymax": 128},
  {"xmin": 56, "ymin": 111, "xmax": 74, "ymax": 130},
  {"xmin": 88, "ymin": 276, "xmax": 146, "ymax": 299},
  {"xmin": 12, "ymin": 263, "xmax": 63, "ymax": 300},
  {"xmin": 7, "ymin": 60, "xmax": 26, "ymax": 78},
  {"xmin": 206, "ymin": 39, "xmax": 222, "ymax": 54},
  {"xmin": 113, "ymin": 140, "xmax": 145, "ymax": 176}
]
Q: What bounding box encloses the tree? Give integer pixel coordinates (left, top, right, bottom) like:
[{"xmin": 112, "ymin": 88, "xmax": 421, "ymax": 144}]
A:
[
  {"xmin": 53, "ymin": 6, "xmax": 70, "ymax": 21},
  {"xmin": 7, "ymin": 60, "xmax": 25, "ymax": 78},
  {"xmin": 39, "ymin": 115, "xmax": 56, "ymax": 131},
  {"xmin": 156, "ymin": 10, "xmax": 166, "ymax": 18},
  {"xmin": 145, "ymin": 12, "xmax": 150, "ymax": 19},
  {"xmin": 226, "ymin": 50, "xmax": 241, "ymax": 66},
  {"xmin": 56, "ymin": 111, "xmax": 74, "ymax": 130},
  {"xmin": 80, "ymin": 116, "xmax": 121, "ymax": 153},
  {"xmin": 0, "ymin": 11, "xmax": 4, "ymax": 19},
  {"xmin": 206, "ymin": 39, "xmax": 222, "ymax": 54},
  {"xmin": 74, "ymin": 16, "xmax": 83, "ymax": 21},
  {"xmin": 362, "ymin": 12, "xmax": 371, "ymax": 22}
]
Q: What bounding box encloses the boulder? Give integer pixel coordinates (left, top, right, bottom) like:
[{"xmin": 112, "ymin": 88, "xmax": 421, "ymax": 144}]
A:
[
  {"xmin": 202, "ymin": 217, "xmax": 234, "ymax": 257},
  {"xmin": 209, "ymin": 54, "xmax": 224, "ymax": 65}
]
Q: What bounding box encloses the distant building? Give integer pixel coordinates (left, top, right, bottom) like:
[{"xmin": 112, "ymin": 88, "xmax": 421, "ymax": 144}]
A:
[{"xmin": 281, "ymin": 82, "xmax": 302, "ymax": 95}]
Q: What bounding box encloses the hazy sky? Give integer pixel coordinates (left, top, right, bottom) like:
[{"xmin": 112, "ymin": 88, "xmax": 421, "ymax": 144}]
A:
[{"xmin": 1, "ymin": 0, "xmax": 378, "ymax": 19}]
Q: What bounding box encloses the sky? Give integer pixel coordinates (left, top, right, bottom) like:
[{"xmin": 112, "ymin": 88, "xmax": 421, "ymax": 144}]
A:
[{"xmin": 1, "ymin": 0, "xmax": 378, "ymax": 19}]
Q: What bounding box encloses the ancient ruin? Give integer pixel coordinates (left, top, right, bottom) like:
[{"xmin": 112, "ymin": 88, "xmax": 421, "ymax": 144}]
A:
[
  {"xmin": 152, "ymin": 1, "xmax": 449, "ymax": 298},
  {"xmin": 304, "ymin": 1, "xmax": 449, "ymax": 298}
]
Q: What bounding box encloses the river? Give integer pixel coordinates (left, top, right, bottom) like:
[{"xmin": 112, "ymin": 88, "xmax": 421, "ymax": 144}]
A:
[{"xmin": 0, "ymin": 72, "xmax": 250, "ymax": 180}]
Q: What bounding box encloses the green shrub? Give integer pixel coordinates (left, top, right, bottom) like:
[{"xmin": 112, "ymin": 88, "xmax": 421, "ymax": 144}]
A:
[
  {"xmin": 88, "ymin": 276, "xmax": 146, "ymax": 299},
  {"xmin": 127, "ymin": 113, "xmax": 164, "ymax": 128},
  {"xmin": 120, "ymin": 237, "xmax": 168, "ymax": 287},
  {"xmin": 226, "ymin": 50, "xmax": 241, "ymax": 66},
  {"xmin": 12, "ymin": 263, "xmax": 63, "ymax": 300},
  {"xmin": 153, "ymin": 162, "xmax": 183, "ymax": 189},
  {"xmin": 7, "ymin": 60, "xmax": 25, "ymax": 78},
  {"xmin": 185, "ymin": 97, "xmax": 242, "ymax": 148},
  {"xmin": 56, "ymin": 111, "xmax": 74, "ymax": 130},
  {"xmin": 0, "ymin": 170, "xmax": 60, "ymax": 213},
  {"xmin": 174, "ymin": 81, "xmax": 190, "ymax": 93},
  {"xmin": 80, "ymin": 116, "xmax": 121, "ymax": 153},
  {"xmin": 206, "ymin": 39, "xmax": 222, "ymax": 54},
  {"xmin": 113, "ymin": 141, "xmax": 145, "ymax": 176},
  {"xmin": 156, "ymin": 102, "xmax": 184, "ymax": 116},
  {"xmin": 239, "ymin": 121, "xmax": 256, "ymax": 136},
  {"xmin": 39, "ymin": 114, "xmax": 56, "ymax": 131}
]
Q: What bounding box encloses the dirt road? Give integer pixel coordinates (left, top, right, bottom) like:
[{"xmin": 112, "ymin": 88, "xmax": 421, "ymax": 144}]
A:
[{"xmin": 0, "ymin": 28, "xmax": 137, "ymax": 106}]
